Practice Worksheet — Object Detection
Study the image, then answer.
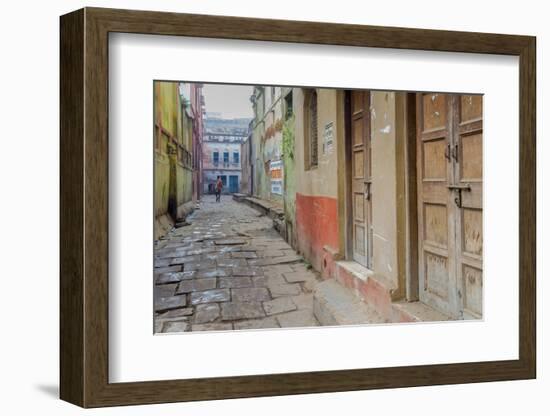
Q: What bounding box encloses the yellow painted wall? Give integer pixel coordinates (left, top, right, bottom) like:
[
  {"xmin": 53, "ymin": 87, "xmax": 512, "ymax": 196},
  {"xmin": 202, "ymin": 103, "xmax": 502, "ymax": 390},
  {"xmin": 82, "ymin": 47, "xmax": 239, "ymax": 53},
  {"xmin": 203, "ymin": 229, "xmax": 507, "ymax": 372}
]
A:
[
  {"xmin": 293, "ymin": 88, "xmax": 339, "ymax": 198},
  {"xmin": 369, "ymin": 91, "xmax": 407, "ymax": 289},
  {"xmin": 154, "ymin": 81, "xmax": 194, "ymax": 221}
]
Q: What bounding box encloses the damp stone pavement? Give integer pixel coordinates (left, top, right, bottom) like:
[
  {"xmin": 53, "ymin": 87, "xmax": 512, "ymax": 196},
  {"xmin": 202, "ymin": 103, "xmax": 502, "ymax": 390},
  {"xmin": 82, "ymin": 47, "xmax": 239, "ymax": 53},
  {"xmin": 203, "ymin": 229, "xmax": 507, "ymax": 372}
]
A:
[{"xmin": 154, "ymin": 194, "xmax": 322, "ymax": 333}]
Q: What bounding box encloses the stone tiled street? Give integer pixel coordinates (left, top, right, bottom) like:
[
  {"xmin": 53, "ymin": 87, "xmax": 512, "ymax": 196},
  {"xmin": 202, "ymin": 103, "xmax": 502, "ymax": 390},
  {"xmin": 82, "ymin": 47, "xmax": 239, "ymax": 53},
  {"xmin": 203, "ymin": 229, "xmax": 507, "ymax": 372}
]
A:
[{"xmin": 154, "ymin": 195, "xmax": 322, "ymax": 333}]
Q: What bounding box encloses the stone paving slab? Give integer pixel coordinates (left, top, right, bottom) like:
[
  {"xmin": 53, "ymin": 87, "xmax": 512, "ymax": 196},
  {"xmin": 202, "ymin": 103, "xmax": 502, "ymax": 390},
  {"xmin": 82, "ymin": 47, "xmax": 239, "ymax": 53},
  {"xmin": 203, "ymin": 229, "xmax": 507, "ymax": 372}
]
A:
[
  {"xmin": 190, "ymin": 289, "xmax": 230, "ymax": 305},
  {"xmin": 231, "ymin": 251, "xmax": 258, "ymax": 259},
  {"xmin": 216, "ymin": 245, "xmax": 243, "ymax": 253},
  {"xmin": 256, "ymin": 254, "xmax": 302, "ymax": 266},
  {"xmin": 216, "ymin": 258, "xmax": 247, "ymax": 268},
  {"xmin": 251, "ymin": 276, "xmax": 268, "ymax": 287},
  {"xmin": 155, "ymin": 295, "xmax": 187, "ymax": 313},
  {"xmin": 195, "ymin": 268, "xmax": 229, "ymax": 278},
  {"xmin": 201, "ymin": 252, "xmax": 230, "ymax": 261},
  {"xmin": 183, "ymin": 259, "xmax": 217, "ymax": 271},
  {"xmin": 232, "ymin": 266, "xmax": 263, "ymax": 277},
  {"xmin": 176, "ymin": 278, "xmax": 217, "ymax": 294},
  {"xmin": 276, "ymin": 309, "xmax": 319, "ymax": 328},
  {"xmin": 161, "ymin": 320, "xmax": 189, "ymax": 333},
  {"xmin": 219, "ymin": 276, "xmax": 253, "ymax": 289},
  {"xmin": 154, "ymin": 320, "xmax": 164, "ymax": 333},
  {"xmin": 214, "ymin": 238, "xmax": 246, "ymax": 245},
  {"xmin": 221, "ymin": 302, "xmax": 265, "ymax": 320},
  {"xmin": 192, "ymin": 322, "xmax": 233, "ymax": 332},
  {"xmin": 268, "ymin": 283, "xmax": 302, "ymax": 297},
  {"xmin": 231, "ymin": 287, "xmax": 270, "ymax": 302},
  {"xmin": 283, "ymin": 270, "xmax": 317, "ymax": 283},
  {"xmin": 234, "ymin": 317, "xmax": 279, "ymax": 330},
  {"xmin": 155, "ymin": 249, "xmax": 187, "ymax": 259},
  {"xmin": 156, "ymin": 307, "xmax": 194, "ymax": 320},
  {"xmin": 156, "ymin": 271, "xmax": 196, "ymax": 285},
  {"xmin": 194, "ymin": 303, "xmax": 220, "ymax": 324},
  {"xmin": 291, "ymin": 293, "xmax": 314, "ymax": 310},
  {"xmin": 154, "ymin": 265, "xmax": 182, "ymax": 275},
  {"xmin": 154, "ymin": 258, "xmax": 173, "ymax": 268},
  {"xmin": 259, "ymin": 250, "xmax": 285, "ymax": 257},
  {"xmin": 263, "ymin": 297, "xmax": 297, "ymax": 316},
  {"xmin": 264, "ymin": 275, "xmax": 287, "ymax": 286},
  {"xmin": 262, "ymin": 265, "xmax": 293, "ymax": 276},
  {"xmin": 154, "ymin": 283, "xmax": 177, "ymax": 298},
  {"xmin": 170, "ymin": 255, "xmax": 199, "ymax": 266}
]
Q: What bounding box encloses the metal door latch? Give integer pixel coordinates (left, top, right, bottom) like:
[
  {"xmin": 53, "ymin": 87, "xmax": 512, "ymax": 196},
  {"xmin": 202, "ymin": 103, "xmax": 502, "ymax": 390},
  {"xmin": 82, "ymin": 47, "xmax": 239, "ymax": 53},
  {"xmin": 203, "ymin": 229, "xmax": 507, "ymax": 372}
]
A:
[
  {"xmin": 447, "ymin": 184, "xmax": 471, "ymax": 208},
  {"xmin": 364, "ymin": 180, "xmax": 372, "ymax": 200},
  {"xmin": 451, "ymin": 143, "xmax": 459, "ymax": 162}
]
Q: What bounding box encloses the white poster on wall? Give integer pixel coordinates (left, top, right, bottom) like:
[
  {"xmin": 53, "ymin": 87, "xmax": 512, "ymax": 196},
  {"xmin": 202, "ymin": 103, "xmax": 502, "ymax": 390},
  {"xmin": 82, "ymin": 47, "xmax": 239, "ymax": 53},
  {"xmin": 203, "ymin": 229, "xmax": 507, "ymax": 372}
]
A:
[
  {"xmin": 323, "ymin": 121, "xmax": 334, "ymax": 155},
  {"xmin": 270, "ymin": 159, "xmax": 283, "ymax": 195}
]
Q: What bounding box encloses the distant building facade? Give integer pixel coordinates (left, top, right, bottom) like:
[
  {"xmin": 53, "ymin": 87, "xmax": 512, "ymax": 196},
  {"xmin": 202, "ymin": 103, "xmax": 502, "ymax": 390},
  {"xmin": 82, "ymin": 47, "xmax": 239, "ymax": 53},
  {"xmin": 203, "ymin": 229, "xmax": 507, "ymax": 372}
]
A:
[{"xmin": 202, "ymin": 117, "xmax": 250, "ymax": 194}]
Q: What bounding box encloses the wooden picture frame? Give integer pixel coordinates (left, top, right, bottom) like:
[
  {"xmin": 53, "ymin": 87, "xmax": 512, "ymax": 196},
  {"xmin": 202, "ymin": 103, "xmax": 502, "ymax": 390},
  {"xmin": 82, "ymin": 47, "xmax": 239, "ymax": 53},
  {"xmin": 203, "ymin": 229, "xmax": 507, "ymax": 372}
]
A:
[{"xmin": 60, "ymin": 7, "xmax": 536, "ymax": 408}]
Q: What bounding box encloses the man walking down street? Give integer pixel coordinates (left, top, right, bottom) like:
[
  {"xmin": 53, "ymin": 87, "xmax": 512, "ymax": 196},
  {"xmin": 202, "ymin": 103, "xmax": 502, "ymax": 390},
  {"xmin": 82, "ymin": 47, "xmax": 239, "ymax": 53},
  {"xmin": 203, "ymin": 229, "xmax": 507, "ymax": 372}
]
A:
[{"xmin": 215, "ymin": 176, "xmax": 223, "ymax": 202}]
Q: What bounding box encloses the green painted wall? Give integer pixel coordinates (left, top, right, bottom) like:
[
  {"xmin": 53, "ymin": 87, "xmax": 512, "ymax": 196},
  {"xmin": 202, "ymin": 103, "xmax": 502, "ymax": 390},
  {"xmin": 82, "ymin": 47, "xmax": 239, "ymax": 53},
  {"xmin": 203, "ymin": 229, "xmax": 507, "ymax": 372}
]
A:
[
  {"xmin": 282, "ymin": 114, "xmax": 297, "ymax": 246},
  {"xmin": 250, "ymin": 87, "xmax": 285, "ymax": 204}
]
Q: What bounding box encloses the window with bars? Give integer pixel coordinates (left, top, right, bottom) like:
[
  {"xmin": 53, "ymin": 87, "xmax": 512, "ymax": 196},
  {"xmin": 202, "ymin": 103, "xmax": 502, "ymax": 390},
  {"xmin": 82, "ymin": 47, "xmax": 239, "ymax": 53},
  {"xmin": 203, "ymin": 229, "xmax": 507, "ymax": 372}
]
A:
[
  {"xmin": 304, "ymin": 89, "xmax": 318, "ymax": 169},
  {"xmin": 284, "ymin": 91, "xmax": 293, "ymax": 120}
]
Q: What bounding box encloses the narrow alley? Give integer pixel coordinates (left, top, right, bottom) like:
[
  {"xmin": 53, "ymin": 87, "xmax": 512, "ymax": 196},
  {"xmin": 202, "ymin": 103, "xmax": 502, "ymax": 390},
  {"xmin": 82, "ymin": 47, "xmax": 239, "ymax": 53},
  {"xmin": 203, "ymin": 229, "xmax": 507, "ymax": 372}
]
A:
[
  {"xmin": 154, "ymin": 81, "xmax": 483, "ymax": 332},
  {"xmin": 154, "ymin": 195, "xmax": 322, "ymax": 333}
]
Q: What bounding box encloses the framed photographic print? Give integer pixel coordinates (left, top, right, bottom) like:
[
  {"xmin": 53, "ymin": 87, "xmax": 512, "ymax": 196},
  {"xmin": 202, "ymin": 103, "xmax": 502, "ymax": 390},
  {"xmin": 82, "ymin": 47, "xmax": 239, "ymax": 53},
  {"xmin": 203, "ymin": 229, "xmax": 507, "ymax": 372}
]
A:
[{"xmin": 60, "ymin": 7, "xmax": 536, "ymax": 408}]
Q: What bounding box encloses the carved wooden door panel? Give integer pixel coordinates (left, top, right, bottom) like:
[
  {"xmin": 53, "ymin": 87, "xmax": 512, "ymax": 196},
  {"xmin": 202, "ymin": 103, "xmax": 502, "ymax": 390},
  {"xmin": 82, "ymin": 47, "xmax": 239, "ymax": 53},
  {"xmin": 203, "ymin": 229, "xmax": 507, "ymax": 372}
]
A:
[
  {"xmin": 417, "ymin": 93, "xmax": 483, "ymax": 319},
  {"xmin": 453, "ymin": 95, "xmax": 483, "ymax": 319},
  {"xmin": 351, "ymin": 91, "xmax": 373, "ymax": 268},
  {"xmin": 417, "ymin": 93, "xmax": 458, "ymax": 317}
]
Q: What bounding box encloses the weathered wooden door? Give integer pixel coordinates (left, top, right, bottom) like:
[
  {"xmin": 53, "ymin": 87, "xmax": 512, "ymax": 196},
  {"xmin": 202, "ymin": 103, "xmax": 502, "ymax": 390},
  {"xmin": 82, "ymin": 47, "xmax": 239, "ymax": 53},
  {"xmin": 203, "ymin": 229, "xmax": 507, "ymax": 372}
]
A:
[
  {"xmin": 416, "ymin": 93, "xmax": 483, "ymax": 319},
  {"xmin": 453, "ymin": 95, "xmax": 483, "ymax": 319},
  {"xmin": 350, "ymin": 91, "xmax": 372, "ymax": 268}
]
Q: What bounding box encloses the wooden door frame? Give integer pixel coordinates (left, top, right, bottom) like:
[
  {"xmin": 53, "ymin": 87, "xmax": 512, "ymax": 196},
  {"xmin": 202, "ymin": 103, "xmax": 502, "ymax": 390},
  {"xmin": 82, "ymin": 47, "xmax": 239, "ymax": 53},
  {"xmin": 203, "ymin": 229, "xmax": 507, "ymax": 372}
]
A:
[
  {"xmin": 343, "ymin": 89, "xmax": 372, "ymax": 265},
  {"xmin": 341, "ymin": 91, "xmax": 429, "ymax": 305},
  {"xmin": 343, "ymin": 90, "xmax": 354, "ymax": 260},
  {"xmin": 343, "ymin": 90, "xmax": 420, "ymax": 299},
  {"xmin": 414, "ymin": 93, "xmax": 461, "ymax": 316},
  {"xmin": 405, "ymin": 93, "xmax": 420, "ymax": 301}
]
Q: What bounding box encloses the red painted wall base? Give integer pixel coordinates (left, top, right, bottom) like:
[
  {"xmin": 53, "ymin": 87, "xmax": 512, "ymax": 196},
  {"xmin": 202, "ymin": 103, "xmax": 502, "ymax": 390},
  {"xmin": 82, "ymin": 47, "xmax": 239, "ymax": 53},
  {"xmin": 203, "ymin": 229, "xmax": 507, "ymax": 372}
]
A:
[{"xmin": 295, "ymin": 193, "xmax": 339, "ymax": 274}]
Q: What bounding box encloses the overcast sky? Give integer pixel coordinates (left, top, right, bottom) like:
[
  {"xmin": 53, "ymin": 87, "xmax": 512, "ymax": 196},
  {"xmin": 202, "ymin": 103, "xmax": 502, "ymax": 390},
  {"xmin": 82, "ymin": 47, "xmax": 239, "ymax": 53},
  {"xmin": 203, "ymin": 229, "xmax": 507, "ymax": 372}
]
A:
[{"xmin": 202, "ymin": 83, "xmax": 254, "ymax": 119}]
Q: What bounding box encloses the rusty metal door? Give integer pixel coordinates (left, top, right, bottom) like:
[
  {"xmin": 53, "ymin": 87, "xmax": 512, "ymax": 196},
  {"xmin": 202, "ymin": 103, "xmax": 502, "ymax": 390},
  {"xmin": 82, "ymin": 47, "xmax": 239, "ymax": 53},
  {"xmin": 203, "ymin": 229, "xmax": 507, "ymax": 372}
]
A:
[
  {"xmin": 416, "ymin": 93, "xmax": 483, "ymax": 318},
  {"xmin": 351, "ymin": 91, "xmax": 372, "ymax": 268}
]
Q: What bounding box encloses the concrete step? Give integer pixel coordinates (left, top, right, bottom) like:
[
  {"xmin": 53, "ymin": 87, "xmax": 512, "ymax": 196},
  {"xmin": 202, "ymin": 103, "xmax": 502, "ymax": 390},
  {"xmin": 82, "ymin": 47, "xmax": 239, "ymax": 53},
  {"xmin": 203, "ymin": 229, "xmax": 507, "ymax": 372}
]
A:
[
  {"xmin": 313, "ymin": 279, "xmax": 387, "ymax": 326},
  {"xmin": 334, "ymin": 260, "xmax": 398, "ymax": 320},
  {"xmin": 233, "ymin": 194, "xmax": 284, "ymax": 220}
]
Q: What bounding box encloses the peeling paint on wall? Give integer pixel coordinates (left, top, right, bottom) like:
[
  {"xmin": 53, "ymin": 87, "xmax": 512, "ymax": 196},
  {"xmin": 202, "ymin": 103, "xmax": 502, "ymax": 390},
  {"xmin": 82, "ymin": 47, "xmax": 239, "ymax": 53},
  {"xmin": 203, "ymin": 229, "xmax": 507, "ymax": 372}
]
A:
[{"xmin": 154, "ymin": 81, "xmax": 194, "ymax": 221}]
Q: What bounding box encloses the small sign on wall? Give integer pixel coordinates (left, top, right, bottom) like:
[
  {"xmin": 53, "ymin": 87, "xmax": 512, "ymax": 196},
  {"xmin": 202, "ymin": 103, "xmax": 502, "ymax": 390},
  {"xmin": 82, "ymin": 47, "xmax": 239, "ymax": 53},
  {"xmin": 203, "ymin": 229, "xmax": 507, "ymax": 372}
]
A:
[
  {"xmin": 323, "ymin": 121, "xmax": 334, "ymax": 155},
  {"xmin": 270, "ymin": 159, "xmax": 283, "ymax": 195}
]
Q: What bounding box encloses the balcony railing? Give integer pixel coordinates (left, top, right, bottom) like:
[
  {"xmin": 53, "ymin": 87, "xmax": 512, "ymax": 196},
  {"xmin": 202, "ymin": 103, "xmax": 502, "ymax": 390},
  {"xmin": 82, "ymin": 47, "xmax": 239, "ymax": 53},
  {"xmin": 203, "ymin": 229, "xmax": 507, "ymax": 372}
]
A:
[{"xmin": 212, "ymin": 161, "xmax": 241, "ymax": 168}]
